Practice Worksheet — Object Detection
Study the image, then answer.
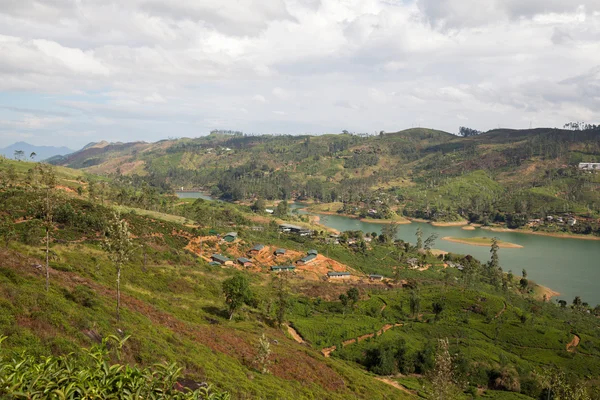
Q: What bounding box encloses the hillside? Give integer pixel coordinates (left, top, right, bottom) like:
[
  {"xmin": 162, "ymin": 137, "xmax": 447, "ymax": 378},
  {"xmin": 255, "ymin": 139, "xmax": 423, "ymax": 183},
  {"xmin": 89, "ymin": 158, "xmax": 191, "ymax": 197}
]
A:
[
  {"xmin": 1, "ymin": 159, "xmax": 599, "ymax": 398},
  {"xmin": 48, "ymin": 127, "xmax": 600, "ymax": 237}
]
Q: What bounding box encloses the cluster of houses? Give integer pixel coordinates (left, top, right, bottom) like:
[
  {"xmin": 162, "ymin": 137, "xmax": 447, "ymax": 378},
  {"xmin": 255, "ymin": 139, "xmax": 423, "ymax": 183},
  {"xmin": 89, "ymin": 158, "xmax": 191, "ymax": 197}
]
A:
[
  {"xmin": 278, "ymin": 224, "xmax": 313, "ymax": 236},
  {"xmin": 528, "ymin": 215, "xmax": 577, "ymax": 227}
]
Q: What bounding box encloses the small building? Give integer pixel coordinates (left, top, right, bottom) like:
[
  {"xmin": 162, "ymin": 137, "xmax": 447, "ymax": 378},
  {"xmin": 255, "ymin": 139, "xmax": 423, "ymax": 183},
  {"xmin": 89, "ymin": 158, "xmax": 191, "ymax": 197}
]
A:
[
  {"xmin": 407, "ymin": 258, "xmax": 419, "ymax": 268},
  {"xmin": 223, "ymin": 232, "xmax": 238, "ymax": 242},
  {"xmin": 279, "ymin": 224, "xmax": 313, "ymax": 236},
  {"xmin": 578, "ymin": 162, "xmax": 600, "ymax": 171},
  {"xmin": 249, "ymin": 244, "xmax": 265, "ymax": 254},
  {"xmin": 297, "ymin": 254, "xmax": 317, "ymax": 265},
  {"xmin": 211, "ymin": 254, "xmax": 233, "ymax": 266},
  {"xmin": 307, "ymin": 249, "xmax": 318, "ymax": 256},
  {"xmin": 274, "ymin": 248, "xmax": 287, "ymax": 256},
  {"xmin": 568, "ymin": 217, "xmax": 577, "ymax": 226},
  {"xmin": 265, "ymin": 209, "xmax": 274, "ymax": 214},
  {"xmin": 271, "ymin": 265, "xmax": 296, "ymax": 272},
  {"xmin": 369, "ymin": 274, "xmax": 384, "ymax": 281},
  {"xmin": 327, "ymin": 271, "xmax": 351, "ymax": 279},
  {"xmin": 251, "ymin": 226, "xmax": 264, "ymax": 231},
  {"xmin": 237, "ymin": 257, "xmax": 253, "ymax": 267},
  {"xmin": 208, "ymin": 261, "xmax": 221, "ymax": 267}
]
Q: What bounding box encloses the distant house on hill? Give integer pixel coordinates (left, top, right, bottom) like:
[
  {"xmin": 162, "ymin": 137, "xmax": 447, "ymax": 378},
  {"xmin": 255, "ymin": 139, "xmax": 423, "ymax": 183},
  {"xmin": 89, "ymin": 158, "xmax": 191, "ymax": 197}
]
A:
[
  {"xmin": 578, "ymin": 162, "xmax": 600, "ymax": 171},
  {"xmin": 407, "ymin": 258, "xmax": 419, "ymax": 268},
  {"xmin": 237, "ymin": 257, "xmax": 253, "ymax": 267},
  {"xmin": 297, "ymin": 254, "xmax": 317, "ymax": 265},
  {"xmin": 248, "ymin": 244, "xmax": 265, "ymax": 255},
  {"xmin": 271, "ymin": 265, "xmax": 295, "ymax": 272},
  {"xmin": 223, "ymin": 232, "xmax": 238, "ymax": 242},
  {"xmin": 274, "ymin": 248, "xmax": 287, "ymax": 256},
  {"xmin": 369, "ymin": 274, "xmax": 384, "ymax": 281},
  {"xmin": 211, "ymin": 254, "xmax": 233, "ymax": 266},
  {"xmin": 279, "ymin": 224, "xmax": 313, "ymax": 236},
  {"xmin": 307, "ymin": 249, "xmax": 318, "ymax": 256},
  {"xmin": 327, "ymin": 271, "xmax": 350, "ymax": 279}
]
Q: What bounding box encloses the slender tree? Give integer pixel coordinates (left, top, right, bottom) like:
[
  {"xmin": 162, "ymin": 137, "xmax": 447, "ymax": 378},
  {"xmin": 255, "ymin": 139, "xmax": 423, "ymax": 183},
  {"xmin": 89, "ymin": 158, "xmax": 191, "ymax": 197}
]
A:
[
  {"xmin": 37, "ymin": 164, "xmax": 57, "ymax": 292},
  {"xmin": 424, "ymin": 233, "xmax": 438, "ymax": 251},
  {"xmin": 273, "ymin": 274, "xmax": 290, "ymax": 327},
  {"xmin": 0, "ymin": 215, "xmax": 16, "ymax": 248},
  {"xmin": 102, "ymin": 212, "xmax": 135, "ymax": 321},
  {"xmin": 416, "ymin": 227, "xmax": 423, "ymax": 250}
]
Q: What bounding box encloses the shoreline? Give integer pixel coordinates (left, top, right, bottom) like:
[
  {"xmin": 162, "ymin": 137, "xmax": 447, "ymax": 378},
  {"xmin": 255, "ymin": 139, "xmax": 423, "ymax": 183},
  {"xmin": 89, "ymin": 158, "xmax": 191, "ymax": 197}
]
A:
[
  {"xmin": 441, "ymin": 236, "xmax": 523, "ymax": 249},
  {"xmin": 305, "ymin": 208, "xmax": 411, "ymax": 225},
  {"xmin": 407, "ymin": 217, "xmax": 469, "ymax": 227},
  {"xmin": 481, "ymin": 226, "xmax": 600, "ymax": 241},
  {"xmin": 534, "ymin": 283, "xmax": 560, "ymax": 301}
]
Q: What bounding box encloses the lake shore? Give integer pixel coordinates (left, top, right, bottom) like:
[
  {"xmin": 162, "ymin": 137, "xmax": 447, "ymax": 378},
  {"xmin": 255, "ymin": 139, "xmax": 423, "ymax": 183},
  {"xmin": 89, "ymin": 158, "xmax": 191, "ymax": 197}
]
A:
[
  {"xmin": 407, "ymin": 218, "xmax": 469, "ymax": 227},
  {"xmin": 534, "ymin": 284, "xmax": 561, "ymax": 301},
  {"xmin": 304, "ymin": 207, "xmax": 412, "ymax": 224},
  {"xmin": 442, "ymin": 236, "xmax": 523, "ymax": 248},
  {"xmin": 481, "ymin": 226, "xmax": 600, "ymax": 241}
]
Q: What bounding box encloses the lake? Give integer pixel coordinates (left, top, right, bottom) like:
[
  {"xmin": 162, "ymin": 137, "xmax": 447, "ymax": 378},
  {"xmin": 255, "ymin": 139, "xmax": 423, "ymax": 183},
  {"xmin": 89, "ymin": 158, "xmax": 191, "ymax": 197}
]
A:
[{"xmin": 178, "ymin": 193, "xmax": 600, "ymax": 306}]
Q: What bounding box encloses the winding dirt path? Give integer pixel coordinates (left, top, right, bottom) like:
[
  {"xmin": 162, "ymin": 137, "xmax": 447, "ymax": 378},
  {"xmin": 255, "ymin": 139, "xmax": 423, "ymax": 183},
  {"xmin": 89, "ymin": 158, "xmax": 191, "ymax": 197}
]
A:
[
  {"xmin": 285, "ymin": 324, "xmax": 305, "ymax": 344},
  {"xmin": 567, "ymin": 334, "xmax": 581, "ymax": 352},
  {"xmin": 321, "ymin": 322, "xmax": 404, "ymax": 357},
  {"xmin": 375, "ymin": 377, "xmax": 417, "ymax": 396},
  {"xmin": 494, "ymin": 301, "xmax": 507, "ymax": 319}
]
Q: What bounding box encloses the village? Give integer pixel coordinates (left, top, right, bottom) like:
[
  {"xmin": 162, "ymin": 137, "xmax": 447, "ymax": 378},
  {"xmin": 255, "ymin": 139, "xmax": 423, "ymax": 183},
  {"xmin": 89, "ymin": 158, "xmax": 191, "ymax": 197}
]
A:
[{"xmin": 184, "ymin": 224, "xmax": 397, "ymax": 284}]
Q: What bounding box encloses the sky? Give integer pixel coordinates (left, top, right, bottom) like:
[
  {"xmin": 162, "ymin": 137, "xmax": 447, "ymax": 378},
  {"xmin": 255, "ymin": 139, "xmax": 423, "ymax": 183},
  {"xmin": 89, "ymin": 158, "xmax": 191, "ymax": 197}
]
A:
[{"xmin": 0, "ymin": 0, "xmax": 599, "ymax": 149}]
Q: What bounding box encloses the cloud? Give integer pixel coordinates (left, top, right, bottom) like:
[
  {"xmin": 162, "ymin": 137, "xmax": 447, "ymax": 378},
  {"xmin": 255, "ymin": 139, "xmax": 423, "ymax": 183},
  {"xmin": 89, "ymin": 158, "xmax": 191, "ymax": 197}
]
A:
[{"xmin": 1, "ymin": 0, "xmax": 599, "ymax": 148}]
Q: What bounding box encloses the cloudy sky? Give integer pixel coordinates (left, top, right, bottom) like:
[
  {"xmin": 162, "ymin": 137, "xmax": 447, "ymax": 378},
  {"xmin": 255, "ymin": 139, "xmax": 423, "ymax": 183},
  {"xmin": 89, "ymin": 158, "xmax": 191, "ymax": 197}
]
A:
[{"xmin": 1, "ymin": 0, "xmax": 599, "ymax": 149}]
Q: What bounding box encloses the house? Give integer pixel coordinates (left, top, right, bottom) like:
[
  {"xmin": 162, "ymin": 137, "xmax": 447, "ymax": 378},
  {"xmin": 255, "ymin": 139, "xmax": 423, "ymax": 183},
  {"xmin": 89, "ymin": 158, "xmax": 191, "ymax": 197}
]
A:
[
  {"xmin": 237, "ymin": 257, "xmax": 253, "ymax": 267},
  {"xmin": 369, "ymin": 274, "xmax": 384, "ymax": 281},
  {"xmin": 368, "ymin": 209, "xmax": 377, "ymax": 215},
  {"xmin": 568, "ymin": 217, "xmax": 577, "ymax": 226},
  {"xmin": 327, "ymin": 271, "xmax": 351, "ymax": 279},
  {"xmin": 407, "ymin": 258, "xmax": 419, "ymax": 268},
  {"xmin": 297, "ymin": 254, "xmax": 317, "ymax": 265},
  {"xmin": 446, "ymin": 261, "xmax": 465, "ymax": 271},
  {"xmin": 251, "ymin": 226, "xmax": 264, "ymax": 231},
  {"xmin": 265, "ymin": 209, "xmax": 274, "ymax": 214},
  {"xmin": 248, "ymin": 244, "xmax": 265, "ymax": 255},
  {"xmin": 208, "ymin": 261, "xmax": 221, "ymax": 267},
  {"xmin": 274, "ymin": 248, "xmax": 287, "ymax": 256},
  {"xmin": 211, "ymin": 254, "xmax": 233, "ymax": 266},
  {"xmin": 279, "ymin": 224, "xmax": 313, "ymax": 236},
  {"xmin": 307, "ymin": 249, "xmax": 318, "ymax": 256},
  {"xmin": 578, "ymin": 162, "xmax": 600, "ymax": 171},
  {"xmin": 223, "ymin": 232, "xmax": 238, "ymax": 242},
  {"xmin": 271, "ymin": 265, "xmax": 296, "ymax": 272}
]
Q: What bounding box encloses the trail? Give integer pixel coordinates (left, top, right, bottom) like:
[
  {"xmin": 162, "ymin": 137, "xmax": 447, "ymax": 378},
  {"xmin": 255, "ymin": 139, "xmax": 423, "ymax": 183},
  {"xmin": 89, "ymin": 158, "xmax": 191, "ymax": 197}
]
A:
[
  {"xmin": 567, "ymin": 334, "xmax": 581, "ymax": 353},
  {"xmin": 375, "ymin": 377, "xmax": 416, "ymax": 396},
  {"xmin": 285, "ymin": 324, "xmax": 304, "ymax": 344},
  {"xmin": 321, "ymin": 322, "xmax": 404, "ymax": 357},
  {"xmin": 494, "ymin": 301, "xmax": 507, "ymax": 319}
]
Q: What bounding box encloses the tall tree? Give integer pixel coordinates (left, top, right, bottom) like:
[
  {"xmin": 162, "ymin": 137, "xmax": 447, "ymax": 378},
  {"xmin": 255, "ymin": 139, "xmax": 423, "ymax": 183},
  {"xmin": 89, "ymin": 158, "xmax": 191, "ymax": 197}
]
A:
[
  {"xmin": 416, "ymin": 227, "xmax": 423, "ymax": 250},
  {"xmin": 380, "ymin": 222, "xmax": 399, "ymax": 244},
  {"xmin": 409, "ymin": 289, "xmax": 421, "ymax": 318},
  {"xmin": 428, "ymin": 338, "xmax": 460, "ymax": 399},
  {"xmin": 347, "ymin": 287, "xmax": 359, "ymax": 308},
  {"xmin": 424, "ymin": 233, "xmax": 438, "ymax": 251},
  {"xmin": 102, "ymin": 212, "xmax": 135, "ymax": 321},
  {"xmin": 29, "ymin": 152, "xmax": 37, "ymax": 160},
  {"xmin": 37, "ymin": 164, "xmax": 57, "ymax": 292},
  {"xmin": 13, "ymin": 150, "xmax": 24, "ymax": 161},
  {"xmin": 273, "ymin": 274, "xmax": 290, "ymax": 327},
  {"xmin": 222, "ymin": 274, "xmax": 251, "ymax": 320},
  {"xmin": 0, "ymin": 215, "xmax": 16, "ymax": 248}
]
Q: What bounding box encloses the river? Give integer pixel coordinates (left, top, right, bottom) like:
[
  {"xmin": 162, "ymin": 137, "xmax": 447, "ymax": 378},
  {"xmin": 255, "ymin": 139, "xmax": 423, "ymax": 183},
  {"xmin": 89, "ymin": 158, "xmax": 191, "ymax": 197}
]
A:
[{"xmin": 177, "ymin": 192, "xmax": 600, "ymax": 306}]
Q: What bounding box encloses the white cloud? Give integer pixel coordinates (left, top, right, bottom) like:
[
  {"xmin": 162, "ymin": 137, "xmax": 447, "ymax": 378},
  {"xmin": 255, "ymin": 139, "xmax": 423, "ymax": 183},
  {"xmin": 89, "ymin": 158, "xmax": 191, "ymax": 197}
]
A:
[{"xmin": 0, "ymin": 0, "xmax": 599, "ymax": 148}]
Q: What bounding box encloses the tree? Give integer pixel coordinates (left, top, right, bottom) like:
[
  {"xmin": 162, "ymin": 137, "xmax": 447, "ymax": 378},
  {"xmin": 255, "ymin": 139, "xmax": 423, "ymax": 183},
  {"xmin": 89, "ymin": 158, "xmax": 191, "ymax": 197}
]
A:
[
  {"xmin": 381, "ymin": 222, "xmax": 399, "ymax": 244},
  {"xmin": 488, "ymin": 237, "xmax": 501, "ymax": 288},
  {"xmin": 416, "ymin": 227, "xmax": 423, "ymax": 250},
  {"xmin": 0, "ymin": 215, "xmax": 16, "ymax": 248},
  {"xmin": 254, "ymin": 333, "xmax": 272, "ymax": 374},
  {"xmin": 573, "ymin": 296, "xmax": 583, "ymax": 311},
  {"xmin": 222, "ymin": 274, "xmax": 251, "ymax": 320},
  {"xmin": 458, "ymin": 126, "xmax": 481, "ymax": 137},
  {"xmin": 522, "ymin": 268, "xmax": 527, "ymax": 279},
  {"xmin": 347, "ymin": 287, "xmax": 359, "ymax": 308},
  {"xmin": 13, "ymin": 150, "xmax": 24, "ymax": 161},
  {"xmin": 427, "ymin": 338, "xmax": 460, "ymax": 399},
  {"xmin": 102, "ymin": 212, "xmax": 135, "ymax": 322},
  {"xmin": 274, "ymin": 200, "xmax": 289, "ymax": 217},
  {"xmin": 37, "ymin": 164, "xmax": 57, "ymax": 292},
  {"xmin": 409, "ymin": 289, "xmax": 421, "ymax": 318},
  {"xmin": 424, "ymin": 233, "xmax": 438, "ymax": 251},
  {"xmin": 29, "ymin": 152, "xmax": 37, "ymax": 160},
  {"xmin": 273, "ymin": 274, "xmax": 289, "ymax": 327},
  {"xmin": 432, "ymin": 301, "xmax": 444, "ymax": 321},
  {"xmin": 519, "ymin": 278, "xmax": 529, "ymax": 291},
  {"xmin": 251, "ymin": 198, "xmax": 266, "ymax": 213},
  {"xmin": 339, "ymin": 293, "xmax": 349, "ymax": 313}
]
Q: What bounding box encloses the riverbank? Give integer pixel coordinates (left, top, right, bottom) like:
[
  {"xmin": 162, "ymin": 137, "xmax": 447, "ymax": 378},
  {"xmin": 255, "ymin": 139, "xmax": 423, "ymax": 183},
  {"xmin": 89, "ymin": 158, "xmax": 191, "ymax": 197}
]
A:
[
  {"xmin": 442, "ymin": 236, "xmax": 523, "ymax": 249},
  {"xmin": 407, "ymin": 218, "xmax": 469, "ymax": 227},
  {"xmin": 533, "ymin": 284, "xmax": 560, "ymax": 301},
  {"xmin": 481, "ymin": 226, "xmax": 600, "ymax": 241},
  {"xmin": 304, "ymin": 207, "xmax": 411, "ymax": 224}
]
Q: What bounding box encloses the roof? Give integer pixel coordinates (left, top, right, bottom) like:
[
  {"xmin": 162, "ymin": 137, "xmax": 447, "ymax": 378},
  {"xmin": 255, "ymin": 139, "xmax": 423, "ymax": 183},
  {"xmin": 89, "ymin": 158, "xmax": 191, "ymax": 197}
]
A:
[
  {"xmin": 208, "ymin": 261, "xmax": 221, "ymax": 267},
  {"xmin": 237, "ymin": 257, "xmax": 252, "ymax": 264},
  {"xmin": 211, "ymin": 254, "xmax": 229, "ymax": 263},
  {"xmin": 279, "ymin": 223, "xmax": 304, "ymax": 230},
  {"xmin": 299, "ymin": 254, "xmax": 317, "ymax": 263},
  {"xmin": 274, "ymin": 248, "xmax": 287, "ymax": 254},
  {"xmin": 307, "ymin": 249, "xmax": 318, "ymax": 255},
  {"xmin": 369, "ymin": 274, "xmax": 384, "ymax": 279},
  {"xmin": 271, "ymin": 265, "xmax": 295, "ymax": 271},
  {"xmin": 224, "ymin": 232, "xmax": 238, "ymax": 237},
  {"xmin": 327, "ymin": 271, "xmax": 350, "ymax": 277},
  {"xmin": 251, "ymin": 244, "xmax": 265, "ymax": 251}
]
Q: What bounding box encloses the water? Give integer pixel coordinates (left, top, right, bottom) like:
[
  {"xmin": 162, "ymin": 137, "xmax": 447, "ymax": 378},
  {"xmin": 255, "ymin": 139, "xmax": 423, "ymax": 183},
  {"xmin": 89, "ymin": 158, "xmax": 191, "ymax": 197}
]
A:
[
  {"xmin": 175, "ymin": 191, "xmax": 214, "ymax": 201},
  {"xmin": 178, "ymin": 193, "xmax": 600, "ymax": 306}
]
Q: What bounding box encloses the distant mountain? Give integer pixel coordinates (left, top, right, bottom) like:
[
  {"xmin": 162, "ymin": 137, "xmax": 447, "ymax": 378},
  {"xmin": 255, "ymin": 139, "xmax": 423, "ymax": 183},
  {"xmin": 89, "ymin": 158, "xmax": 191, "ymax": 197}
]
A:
[{"xmin": 0, "ymin": 142, "xmax": 75, "ymax": 161}]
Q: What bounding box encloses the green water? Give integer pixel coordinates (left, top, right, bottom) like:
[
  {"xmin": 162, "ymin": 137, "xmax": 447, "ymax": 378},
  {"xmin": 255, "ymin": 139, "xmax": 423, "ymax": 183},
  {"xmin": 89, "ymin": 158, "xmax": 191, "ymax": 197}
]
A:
[{"xmin": 178, "ymin": 193, "xmax": 600, "ymax": 306}]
